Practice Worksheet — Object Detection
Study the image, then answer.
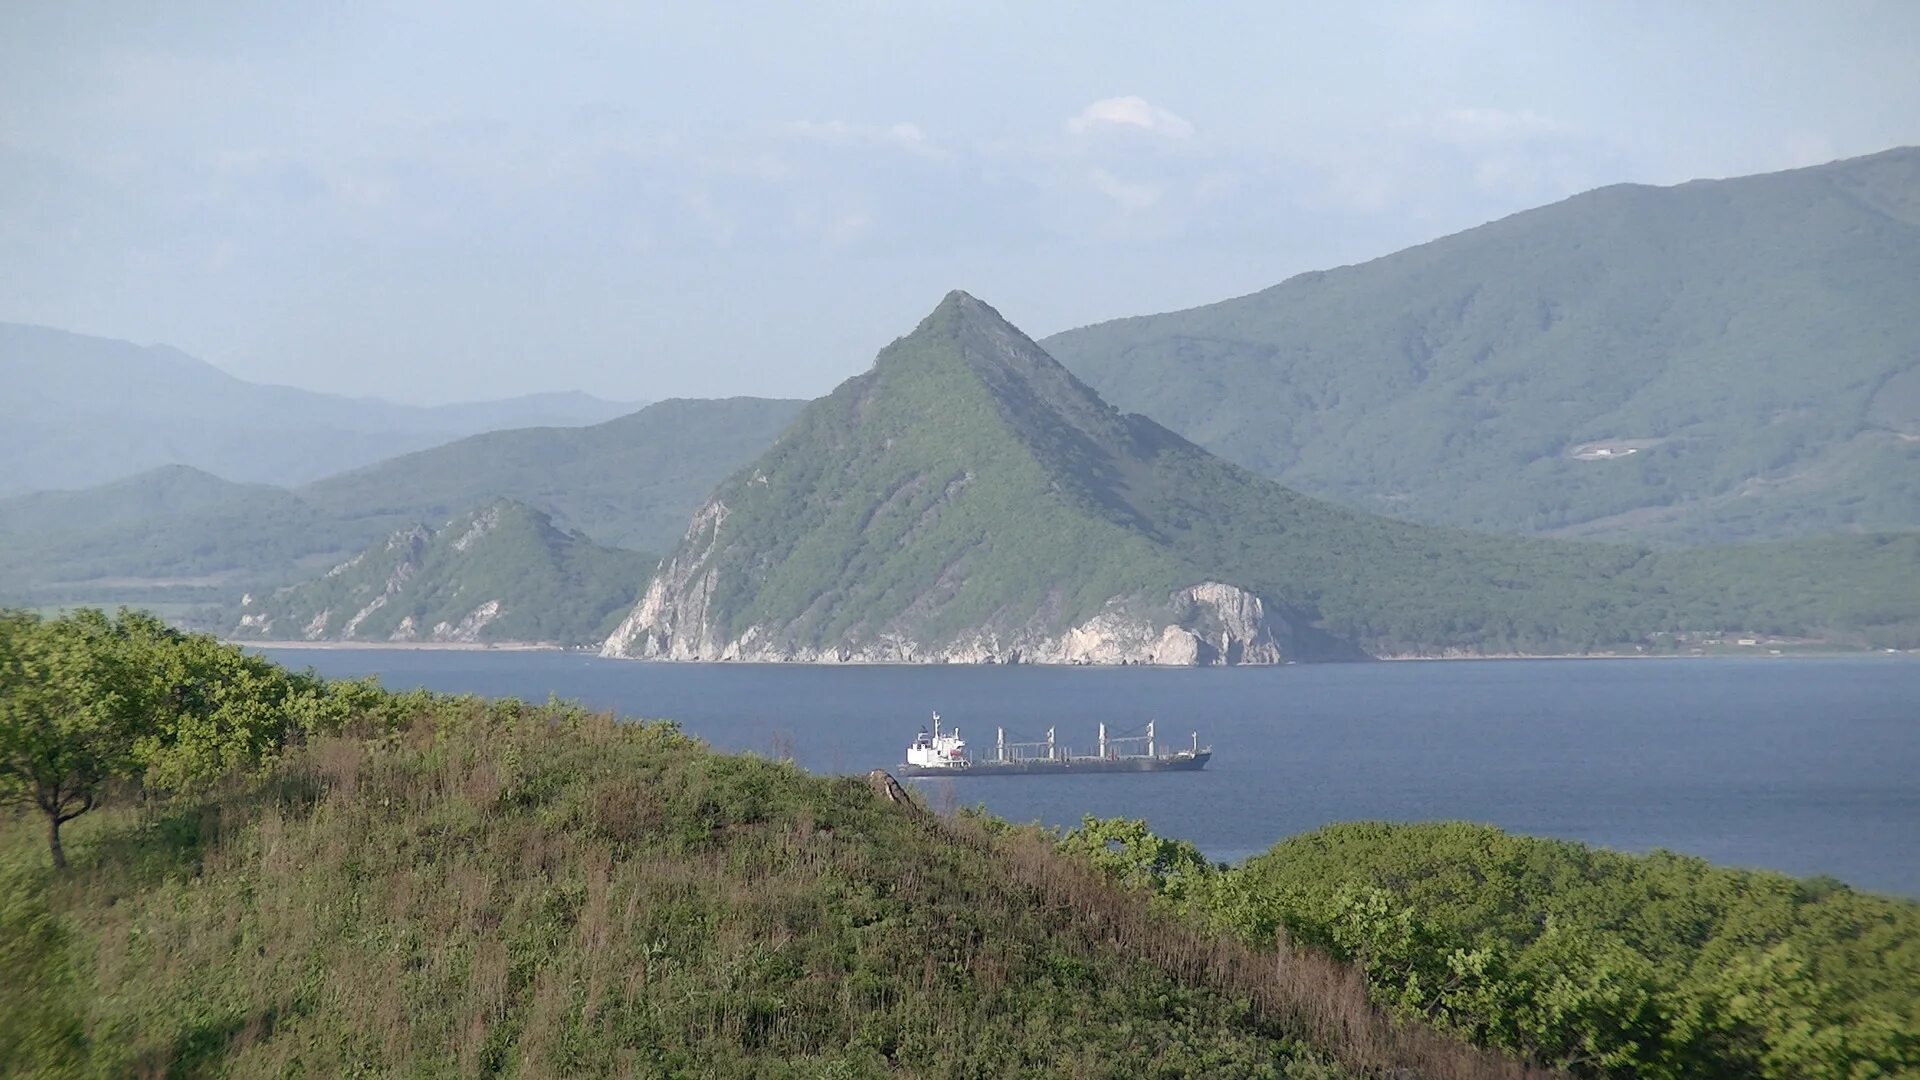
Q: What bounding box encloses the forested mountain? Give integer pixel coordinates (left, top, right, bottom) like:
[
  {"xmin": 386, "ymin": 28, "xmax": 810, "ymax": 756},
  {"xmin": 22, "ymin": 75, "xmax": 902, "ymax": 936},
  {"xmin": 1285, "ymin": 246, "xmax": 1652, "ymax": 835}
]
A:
[
  {"xmin": 300, "ymin": 396, "xmax": 806, "ymax": 552},
  {"xmin": 0, "ymin": 398, "xmax": 799, "ymax": 609},
  {"xmin": 603, "ymin": 292, "xmax": 1920, "ymax": 664},
  {"xmin": 0, "ymin": 465, "xmax": 272, "ymax": 540},
  {"xmin": 1044, "ymin": 147, "xmax": 1920, "ymax": 545},
  {"xmin": 228, "ymin": 500, "xmax": 652, "ymax": 645},
  {"xmin": 0, "ymin": 323, "xmax": 641, "ymax": 496}
]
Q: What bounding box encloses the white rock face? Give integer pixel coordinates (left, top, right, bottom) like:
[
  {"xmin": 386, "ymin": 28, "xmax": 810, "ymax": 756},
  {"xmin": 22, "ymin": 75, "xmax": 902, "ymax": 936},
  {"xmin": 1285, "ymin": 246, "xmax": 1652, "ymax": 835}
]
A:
[
  {"xmin": 434, "ymin": 600, "xmax": 503, "ymax": 643},
  {"xmin": 600, "ymin": 552, "xmax": 1294, "ymax": 667}
]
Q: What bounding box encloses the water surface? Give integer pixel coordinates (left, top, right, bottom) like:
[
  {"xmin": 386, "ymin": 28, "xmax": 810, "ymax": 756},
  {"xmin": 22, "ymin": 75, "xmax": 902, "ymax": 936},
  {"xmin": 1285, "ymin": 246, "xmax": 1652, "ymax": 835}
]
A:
[{"xmin": 266, "ymin": 650, "xmax": 1920, "ymax": 897}]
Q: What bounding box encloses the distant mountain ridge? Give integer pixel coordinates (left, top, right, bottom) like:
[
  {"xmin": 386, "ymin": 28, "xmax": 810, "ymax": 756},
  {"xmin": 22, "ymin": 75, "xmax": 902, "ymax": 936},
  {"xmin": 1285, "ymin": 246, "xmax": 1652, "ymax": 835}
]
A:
[
  {"xmin": 0, "ymin": 398, "xmax": 801, "ymax": 610},
  {"xmin": 1043, "ymin": 146, "xmax": 1920, "ymax": 545},
  {"xmin": 229, "ymin": 500, "xmax": 652, "ymax": 646},
  {"xmin": 601, "ymin": 292, "xmax": 1920, "ymax": 664},
  {"xmin": 0, "ymin": 323, "xmax": 643, "ymax": 495},
  {"xmin": 300, "ymin": 397, "xmax": 808, "ymax": 553}
]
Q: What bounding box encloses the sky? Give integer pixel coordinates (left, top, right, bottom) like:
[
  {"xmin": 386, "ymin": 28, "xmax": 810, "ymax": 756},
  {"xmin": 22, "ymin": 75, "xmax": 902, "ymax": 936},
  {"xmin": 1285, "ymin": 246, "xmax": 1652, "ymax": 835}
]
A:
[{"xmin": 3, "ymin": 1, "xmax": 1918, "ymax": 405}]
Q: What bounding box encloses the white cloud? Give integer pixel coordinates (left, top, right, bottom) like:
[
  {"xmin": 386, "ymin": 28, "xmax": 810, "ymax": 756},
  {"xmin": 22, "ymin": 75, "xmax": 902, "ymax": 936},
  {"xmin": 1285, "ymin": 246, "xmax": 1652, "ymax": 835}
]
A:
[
  {"xmin": 1429, "ymin": 107, "xmax": 1561, "ymax": 147},
  {"xmin": 782, "ymin": 119, "xmax": 936, "ymax": 154},
  {"xmin": 1067, "ymin": 96, "xmax": 1194, "ymax": 140}
]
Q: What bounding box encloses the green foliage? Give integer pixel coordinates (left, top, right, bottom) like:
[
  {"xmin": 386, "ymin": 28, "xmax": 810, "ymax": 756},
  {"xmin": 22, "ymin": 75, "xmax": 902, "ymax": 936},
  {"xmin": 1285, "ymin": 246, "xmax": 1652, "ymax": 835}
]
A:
[
  {"xmin": 0, "ymin": 610, "xmax": 149, "ymax": 867},
  {"xmin": 300, "ymin": 396, "xmax": 807, "ymax": 554},
  {"xmin": 1056, "ymin": 814, "xmax": 1220, "ymax": 907},
  {"xmin": 1044, "ymin": 147, "xmax": 1920, "ymax": 545},
  {"xmin": 1063, "ymin": 818, "xmax": 1920, "ymax": 1079},
  {"xmin": 0, "ymin": 609, "xmax": 340, "ymax": 866},
  {"xmin": 230, "ymin": 500, "xmax": 654, "ymax": 645},
  {"xmin": 0, "ymin": 646, "xmax": 1353, "ymax": 1077},
  {"xmin": 641, "ymin": 291, "xmax": 1920, "ymax": 658},
  {"xmin": 0, "ymin": 398, "xmax": 799, "ymax": 611}
]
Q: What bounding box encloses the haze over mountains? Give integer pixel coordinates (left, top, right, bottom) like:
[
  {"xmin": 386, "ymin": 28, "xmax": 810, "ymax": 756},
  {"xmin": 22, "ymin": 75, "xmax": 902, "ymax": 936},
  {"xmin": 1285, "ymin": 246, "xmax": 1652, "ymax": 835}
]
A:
[
  {"xmin": 0, "ymin": 399, "xmax": 801, "ymax": 610},
  {"xmin": 0, "ymin": 323, "xmax": 643, "ymax": 496},
  {"xmin": 300, "ymin": 397, "xmax": 806, "ymax": 553},
  {"xmin": 1045, "ymin": 146, "xmax": 1920, "ymax": 545},
  {"xmin": 6, "ymin": 151, "xmax": 1918, "ymax": 656},
  {"xmin": 603, "ymin": 292, "xmax": 1920, "ymax": 663}
]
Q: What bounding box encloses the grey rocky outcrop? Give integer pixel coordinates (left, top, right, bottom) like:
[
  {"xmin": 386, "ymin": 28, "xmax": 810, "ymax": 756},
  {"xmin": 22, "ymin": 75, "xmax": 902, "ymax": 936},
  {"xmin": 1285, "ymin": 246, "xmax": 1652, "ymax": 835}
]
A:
[{"xmin": 599, "ymin": 538, "xmax": 1295, "ymax": 666}]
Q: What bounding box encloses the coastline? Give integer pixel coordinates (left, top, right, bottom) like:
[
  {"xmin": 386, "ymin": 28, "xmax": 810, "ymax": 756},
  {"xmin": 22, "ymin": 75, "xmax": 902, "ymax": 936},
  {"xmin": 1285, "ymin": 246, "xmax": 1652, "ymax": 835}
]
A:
[
  {"xmin": 590, "ymin": 648, "xmax": 1907, "ymax": 666},
  {"xmin": 235, "ymin": 640, "xmax": 570, "ymax": 653},
  {"xmin": 227, "ymin": 641, "xmax": 1911, "ymax": 662}
]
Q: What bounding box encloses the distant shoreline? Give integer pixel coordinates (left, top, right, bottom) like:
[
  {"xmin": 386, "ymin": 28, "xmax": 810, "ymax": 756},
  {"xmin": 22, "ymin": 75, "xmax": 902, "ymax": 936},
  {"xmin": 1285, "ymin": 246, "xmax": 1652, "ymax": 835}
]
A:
[
  {"xmin": 229, "ymin": 642, "xmax": 1911, "ymax": 663},
  {"xmin": 236, "ymin": 640, "xmax": 571, "ymax": 653}
]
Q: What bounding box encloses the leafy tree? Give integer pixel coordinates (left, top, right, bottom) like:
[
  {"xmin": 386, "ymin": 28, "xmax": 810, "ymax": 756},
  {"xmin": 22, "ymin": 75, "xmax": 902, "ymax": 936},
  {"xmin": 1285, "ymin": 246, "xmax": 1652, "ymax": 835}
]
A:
[
  {"xmin": 1070, "ymin": 819, "xmax": 1920, "ymax": 1079},
  {"xmin": 0, "ymin": 610, "xmax": 144, "ymax": 868}
]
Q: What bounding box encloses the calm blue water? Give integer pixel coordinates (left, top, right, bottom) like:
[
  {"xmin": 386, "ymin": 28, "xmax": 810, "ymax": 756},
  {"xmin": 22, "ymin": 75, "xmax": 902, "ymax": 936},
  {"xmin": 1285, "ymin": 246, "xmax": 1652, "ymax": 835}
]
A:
[{"xmin": 263, "ymin": 651, "xmax": 1920, "ymax": 897}]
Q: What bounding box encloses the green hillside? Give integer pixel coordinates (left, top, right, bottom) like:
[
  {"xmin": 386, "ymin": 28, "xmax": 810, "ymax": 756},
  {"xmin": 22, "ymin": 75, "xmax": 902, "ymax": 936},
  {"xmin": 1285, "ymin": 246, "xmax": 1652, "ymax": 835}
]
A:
[
  {"xmin": 1071, "ymin": 818, "xmax": 1920, "ymax": 1079},
  {"xmin": 300, "ymin": 396, "xmax": 806, "ymax": 552},
  {"xmin": 0, "ymin": 465, "xmax": 269, "ymax": 541},
  {"xmin": 229, "ymin": 500, "xmax": 652, "ymax": 645},
  {"xmin": 607, "ymin": 292, "xmax": 1920, "ymax": 662},
  {"xmin": 0, "ymin": 615, "xmax": 1538, "ymax": 1079},
  {"xmin": 1044, "ymin": 147, "xmax": 1920, "ymax": 545},
  {"xmin": 0, "ymin": 398, "xmax": 799, "ymax": 611}
]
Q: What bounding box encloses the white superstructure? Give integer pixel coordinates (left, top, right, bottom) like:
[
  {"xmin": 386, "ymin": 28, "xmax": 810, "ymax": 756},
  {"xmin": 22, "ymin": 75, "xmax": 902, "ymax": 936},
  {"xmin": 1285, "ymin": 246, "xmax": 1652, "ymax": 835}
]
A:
[{"xmin": 904, "ymin": 711, "xmax": 969, "ymax": 770}]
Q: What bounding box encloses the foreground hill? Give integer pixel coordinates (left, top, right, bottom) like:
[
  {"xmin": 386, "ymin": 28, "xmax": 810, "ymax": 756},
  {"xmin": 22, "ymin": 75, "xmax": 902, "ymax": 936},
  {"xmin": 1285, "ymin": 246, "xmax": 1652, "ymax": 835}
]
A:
[
  {"xmin": 0, "ymin": 322, "xmax": 640, "ymax": 496},
  {"xmin": 0, "ymin": 398, "xmax": 799, "ymax": 610},
  {"xmin": 228, "ymin": 500, "xmax": 651, "ymax": 645},
  {"xmin": 604, "ymin": 292, "xmax": 1920, "ymax": 663},
  {"xmin": 0, "ymin": 625, "xmax": 1539, "ymax": 1078},
  {"xmin": 1044, "ymin": 147, "xmax": 1920, "ymax": 545},
  {"xmin": 6, "ymin": 616, "xmax": 1907, "ymax": 1078}
]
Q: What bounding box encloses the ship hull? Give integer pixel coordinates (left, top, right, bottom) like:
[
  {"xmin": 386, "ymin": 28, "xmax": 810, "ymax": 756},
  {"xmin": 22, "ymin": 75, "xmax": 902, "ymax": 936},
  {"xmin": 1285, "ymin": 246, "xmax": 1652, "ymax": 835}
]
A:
[{"xmin": 898, "ymin": 751, "xmax": 1210, "ymax": 778}]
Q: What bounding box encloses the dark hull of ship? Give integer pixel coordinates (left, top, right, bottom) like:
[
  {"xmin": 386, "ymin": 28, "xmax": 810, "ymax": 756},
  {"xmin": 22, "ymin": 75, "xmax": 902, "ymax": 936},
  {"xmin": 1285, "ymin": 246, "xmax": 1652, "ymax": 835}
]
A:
[{"xmin": 898, "ymin": 751, "xmax": 1210, "ymax": 777}]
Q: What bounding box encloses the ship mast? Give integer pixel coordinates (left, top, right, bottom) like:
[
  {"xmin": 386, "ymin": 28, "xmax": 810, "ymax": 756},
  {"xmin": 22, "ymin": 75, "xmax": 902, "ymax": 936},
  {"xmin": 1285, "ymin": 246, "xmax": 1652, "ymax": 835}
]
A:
[
  {"xmin": 1047, "ymin": 726, "xmax": 1055, "ymax": 761},
  {"xmin": 1148, "ymin": 720, "xmax": 1155, "ymax": 759},
  {"xmin": 997, "ymin": 726, "xmax": 1005, "ymax": 764},
  {"xmin": 1098, "ymin": 722, "xmax": 1107, "ymax": 759}
]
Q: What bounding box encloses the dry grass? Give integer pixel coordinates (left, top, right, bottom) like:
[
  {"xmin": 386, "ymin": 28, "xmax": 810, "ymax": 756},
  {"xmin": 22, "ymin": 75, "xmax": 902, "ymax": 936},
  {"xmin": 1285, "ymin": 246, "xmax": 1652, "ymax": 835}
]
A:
[{"xmin": 4, "ymin": 703, "xmax": 1560, "ymax": 1078}]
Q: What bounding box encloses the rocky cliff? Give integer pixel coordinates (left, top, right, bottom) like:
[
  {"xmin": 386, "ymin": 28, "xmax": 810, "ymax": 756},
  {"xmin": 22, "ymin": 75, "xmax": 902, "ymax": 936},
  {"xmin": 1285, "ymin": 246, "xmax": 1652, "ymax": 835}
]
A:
[{"xmin": 231, "ymin": 499, "xmax": 653, "ymax": 646}]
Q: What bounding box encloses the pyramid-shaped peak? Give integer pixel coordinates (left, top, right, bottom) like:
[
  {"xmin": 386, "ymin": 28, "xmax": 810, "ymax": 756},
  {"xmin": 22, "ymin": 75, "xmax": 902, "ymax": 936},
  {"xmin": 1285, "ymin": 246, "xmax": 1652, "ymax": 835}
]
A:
[{"xmin": 909, "ymin": 289, "xmax": 1022, "ymax": 339}]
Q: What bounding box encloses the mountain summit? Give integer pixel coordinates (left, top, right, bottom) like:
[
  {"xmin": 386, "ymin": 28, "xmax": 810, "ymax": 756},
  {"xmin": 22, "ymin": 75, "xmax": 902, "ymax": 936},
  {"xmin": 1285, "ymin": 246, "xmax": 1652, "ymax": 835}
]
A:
[
  {"xmin": 600, "ymin": 292, "xmax": 1920, "ymax": 663},
  {"xmin": 601, "ymin": 291, "xmax": 1315, "ymax": 663}
]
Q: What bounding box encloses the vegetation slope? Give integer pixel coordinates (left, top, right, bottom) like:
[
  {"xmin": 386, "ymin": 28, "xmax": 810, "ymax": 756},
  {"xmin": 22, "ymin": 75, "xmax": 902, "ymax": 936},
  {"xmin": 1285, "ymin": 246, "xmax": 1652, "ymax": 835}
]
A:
[
  {"xmin": 1, "ymin": 612, "xmax": 1545, "ymax": 1079},
  {"xmin": 0, "ymin": 398, "xmax": 798, "ymax": 613},
  {"xmin": 299, "ymin": 396, "xmax": 807, "ymax": 553},
  {"xmin": 616, "ymin": 291, "xmax": 1920, "ymax": 659},
  {"xmin": 228, "ymin": 500, "xmax": 653, "ymax": 646},
  {"xmin": 1070, "ymin": 818, "xmax": 1920, "ymax": 1079},
  {"xmin": 1044, "ymin": 146, "xmax": 1920, "ymax": 545}
]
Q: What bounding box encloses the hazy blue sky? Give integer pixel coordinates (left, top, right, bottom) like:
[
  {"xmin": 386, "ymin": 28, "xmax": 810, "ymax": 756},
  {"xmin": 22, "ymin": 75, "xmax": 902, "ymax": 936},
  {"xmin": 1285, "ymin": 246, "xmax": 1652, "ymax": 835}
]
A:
[{"xmin": 4, "ymin": 1, "xmax": 1917, "ymax": 404}]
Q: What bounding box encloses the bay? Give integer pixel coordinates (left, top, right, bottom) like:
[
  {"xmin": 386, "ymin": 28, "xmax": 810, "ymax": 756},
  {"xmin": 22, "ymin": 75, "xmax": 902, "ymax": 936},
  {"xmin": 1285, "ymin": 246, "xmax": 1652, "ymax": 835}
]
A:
[{"xmin": 264, "ymin": 650, "xmax": 1920, "ymax": 897}]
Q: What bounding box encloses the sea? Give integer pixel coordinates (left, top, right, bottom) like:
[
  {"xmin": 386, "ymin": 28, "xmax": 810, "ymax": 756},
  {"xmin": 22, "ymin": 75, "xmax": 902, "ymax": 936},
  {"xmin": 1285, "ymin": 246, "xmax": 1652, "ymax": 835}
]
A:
[{"xmin": 260, "ymin": 650, "xmax": 1920, "ymax": 898}]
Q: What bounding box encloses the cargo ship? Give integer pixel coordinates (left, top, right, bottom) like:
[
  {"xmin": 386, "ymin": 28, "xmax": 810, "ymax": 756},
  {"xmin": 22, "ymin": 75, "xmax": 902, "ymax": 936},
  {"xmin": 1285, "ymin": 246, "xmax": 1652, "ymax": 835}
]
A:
[{"xmin": 898, "ymin": 712, "xmax": 1210, "ymax": 777}]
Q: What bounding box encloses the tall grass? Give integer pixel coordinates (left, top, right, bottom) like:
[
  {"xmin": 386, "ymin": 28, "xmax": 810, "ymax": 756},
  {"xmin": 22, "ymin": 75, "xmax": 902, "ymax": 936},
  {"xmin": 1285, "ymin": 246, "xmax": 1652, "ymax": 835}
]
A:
[{"xmin": 2, "ymin": 698, "xmax": 1549, "ymax": 1078}]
